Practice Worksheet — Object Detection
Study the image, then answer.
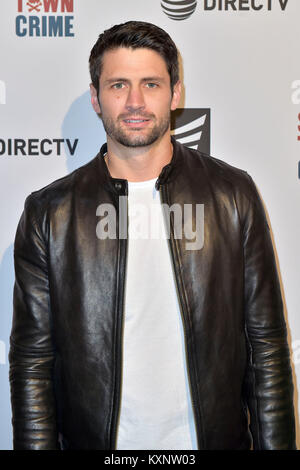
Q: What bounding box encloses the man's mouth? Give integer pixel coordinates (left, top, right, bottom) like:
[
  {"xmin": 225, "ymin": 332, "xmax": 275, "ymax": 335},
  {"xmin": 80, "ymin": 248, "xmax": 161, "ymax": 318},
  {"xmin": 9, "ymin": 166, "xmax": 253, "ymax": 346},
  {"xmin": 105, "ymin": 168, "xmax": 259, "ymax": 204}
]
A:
[
  {"xmin": 122, "ymin": 117, "xmax": 151, "ymax": 128},
  {"xmin": 123, "ymin": 119, "xmax": 150, "ymax": 123}
]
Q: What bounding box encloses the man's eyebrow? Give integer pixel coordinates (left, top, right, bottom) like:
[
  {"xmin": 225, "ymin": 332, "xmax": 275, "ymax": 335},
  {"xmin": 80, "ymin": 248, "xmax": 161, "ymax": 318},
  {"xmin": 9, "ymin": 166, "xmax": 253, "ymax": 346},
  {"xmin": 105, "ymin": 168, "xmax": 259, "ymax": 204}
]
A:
[
  {"xmin": 103, "ymin": 78, "xmax": 129, "ymax": 85},
  {"xmin": 102, "ymin": 76, "xmax": 167, "ymax": 85},
  {"xmin": 140, "ymin": 76, "xmax": 166, "ymax": 82}
]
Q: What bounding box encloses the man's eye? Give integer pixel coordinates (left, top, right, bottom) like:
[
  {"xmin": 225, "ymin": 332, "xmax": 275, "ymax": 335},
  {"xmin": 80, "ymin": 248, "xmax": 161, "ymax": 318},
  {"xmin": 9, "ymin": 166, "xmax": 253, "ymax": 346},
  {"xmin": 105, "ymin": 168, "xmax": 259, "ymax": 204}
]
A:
[
  {"xmin": 112, "ymin": 83, "xmax": 125, "ymax": 89},
  {"xmin": 146, "ymin": 83, "xmax": 158, "ymax": 88}
]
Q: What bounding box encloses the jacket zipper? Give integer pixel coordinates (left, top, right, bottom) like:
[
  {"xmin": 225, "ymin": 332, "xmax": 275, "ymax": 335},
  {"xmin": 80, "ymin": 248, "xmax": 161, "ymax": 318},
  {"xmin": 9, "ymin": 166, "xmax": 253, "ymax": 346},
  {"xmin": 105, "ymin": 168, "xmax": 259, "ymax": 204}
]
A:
[
  {"xmin": 111, "ymin": 181, "xmax": 203, "ymax": 449},
  {"xmin": 110, "ymin": 186, "xmax": 128, "ymax": 450},
  {"xmin": 159, "ymin": 183, "xmax": 202, "ymax": 450}
]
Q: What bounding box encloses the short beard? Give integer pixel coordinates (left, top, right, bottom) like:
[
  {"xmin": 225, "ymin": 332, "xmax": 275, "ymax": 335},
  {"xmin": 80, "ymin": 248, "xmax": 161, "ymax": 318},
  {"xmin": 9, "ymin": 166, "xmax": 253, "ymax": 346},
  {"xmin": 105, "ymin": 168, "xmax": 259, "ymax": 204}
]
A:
[{"xmin": 100, "ymin": 114, "xmax": 171, "ymax": 148}]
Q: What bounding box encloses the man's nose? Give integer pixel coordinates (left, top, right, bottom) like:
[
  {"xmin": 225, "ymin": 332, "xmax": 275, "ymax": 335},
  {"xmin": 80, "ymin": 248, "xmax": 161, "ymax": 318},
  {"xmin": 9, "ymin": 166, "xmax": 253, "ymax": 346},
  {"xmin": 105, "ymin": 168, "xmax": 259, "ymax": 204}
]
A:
[{"xmin": 125, "ymin": 85, "xmax": 145, "ymax": 111}]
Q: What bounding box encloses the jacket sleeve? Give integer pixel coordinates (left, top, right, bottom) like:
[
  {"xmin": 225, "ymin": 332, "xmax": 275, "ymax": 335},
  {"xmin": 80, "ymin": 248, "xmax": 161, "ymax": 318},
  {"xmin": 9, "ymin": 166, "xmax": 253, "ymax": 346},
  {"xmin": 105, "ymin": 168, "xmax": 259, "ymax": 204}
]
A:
[
  {"xmin": 9, "ymin": 194, "xmax": 59, "ymax": 450},
  {"xmin": 242, "ymin": 174, "xmax": 296, "ymax": 450}
]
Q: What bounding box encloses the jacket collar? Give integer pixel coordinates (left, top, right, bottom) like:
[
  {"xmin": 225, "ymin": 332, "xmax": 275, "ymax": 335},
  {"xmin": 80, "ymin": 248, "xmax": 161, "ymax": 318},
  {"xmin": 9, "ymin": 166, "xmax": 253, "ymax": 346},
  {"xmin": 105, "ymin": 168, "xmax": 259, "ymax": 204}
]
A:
[{"xmin": 98, "ymin": 135, "xmax": 182, "ymax": 194}]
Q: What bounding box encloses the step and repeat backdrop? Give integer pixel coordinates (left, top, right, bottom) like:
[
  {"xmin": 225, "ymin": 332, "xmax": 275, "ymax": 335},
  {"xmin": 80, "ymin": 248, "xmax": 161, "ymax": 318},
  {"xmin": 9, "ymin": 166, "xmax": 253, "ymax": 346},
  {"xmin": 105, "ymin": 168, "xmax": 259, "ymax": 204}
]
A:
[{"xmin": 0, "ymin": 0, "xmax": 299, "ymax": 450}]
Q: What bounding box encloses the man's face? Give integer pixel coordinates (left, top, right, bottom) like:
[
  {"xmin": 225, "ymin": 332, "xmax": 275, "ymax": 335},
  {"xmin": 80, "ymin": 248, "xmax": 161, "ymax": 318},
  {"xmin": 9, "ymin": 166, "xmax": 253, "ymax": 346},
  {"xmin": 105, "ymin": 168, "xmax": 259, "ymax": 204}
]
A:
[{"xmin": 90, "ymin": 47, "xmax": 181, "ymax": 148}]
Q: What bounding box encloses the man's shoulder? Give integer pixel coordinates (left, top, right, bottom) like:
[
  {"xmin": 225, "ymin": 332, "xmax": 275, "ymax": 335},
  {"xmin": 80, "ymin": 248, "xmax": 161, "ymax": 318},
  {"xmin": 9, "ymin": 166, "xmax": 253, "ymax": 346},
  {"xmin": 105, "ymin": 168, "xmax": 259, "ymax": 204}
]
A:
[
  {"xmin": 181, "ymin": 144, "xmax": 253, "ymax": 191},
  {"xmin": 182, "ymin": 143, "xmax": 245, "ymax": 175},
  {"xmin": 24, "ymin": 152, "xmax": 101, "ymax": 210},
  {"xmin": 177, "ymin": 143, "xmax": 263, "ymax": 215}
]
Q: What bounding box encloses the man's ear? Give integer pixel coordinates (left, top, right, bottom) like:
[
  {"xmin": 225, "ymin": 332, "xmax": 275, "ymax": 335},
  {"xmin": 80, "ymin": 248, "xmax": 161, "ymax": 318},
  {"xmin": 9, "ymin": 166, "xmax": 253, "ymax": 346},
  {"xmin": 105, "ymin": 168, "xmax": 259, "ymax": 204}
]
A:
[
  {"xmin": 90, "ymin": 83, "xmax": 101, "ymax": 114},
  {"xmin": 170, "ymin": 80, "xmax": 182, "ymax": 111}
]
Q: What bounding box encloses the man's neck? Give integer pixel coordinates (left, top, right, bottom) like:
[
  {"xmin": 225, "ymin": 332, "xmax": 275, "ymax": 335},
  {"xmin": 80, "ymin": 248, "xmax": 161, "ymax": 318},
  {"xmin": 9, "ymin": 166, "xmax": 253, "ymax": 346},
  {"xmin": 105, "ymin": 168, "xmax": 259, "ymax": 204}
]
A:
[{"xmin": 105, "ymin": 133, "xmax": 173, "ymax": 182}]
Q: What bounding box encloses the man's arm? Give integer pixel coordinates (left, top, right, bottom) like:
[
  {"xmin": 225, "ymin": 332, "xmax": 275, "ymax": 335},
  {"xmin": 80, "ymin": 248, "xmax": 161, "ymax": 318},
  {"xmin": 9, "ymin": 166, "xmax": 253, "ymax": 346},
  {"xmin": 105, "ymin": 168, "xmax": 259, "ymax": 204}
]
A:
[
  {"xmin": 242, "ymin": 175, "xmax": 296, "ymax": 450},
  {"xmin": 9, "ymin": 194, "xmax": 59, "ymax": 450}
]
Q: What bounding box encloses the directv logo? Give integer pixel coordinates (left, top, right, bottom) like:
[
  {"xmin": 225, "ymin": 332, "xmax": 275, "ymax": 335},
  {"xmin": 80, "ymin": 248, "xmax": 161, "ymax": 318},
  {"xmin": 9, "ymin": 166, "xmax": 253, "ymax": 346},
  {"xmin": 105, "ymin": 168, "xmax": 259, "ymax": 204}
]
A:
[
  {"xmin": 161, "ymin": 0, "xmax": 197, "ymax": 20},
  {"xmin": 161, "ymin": 0, "xmax": 289, "ymax": 18},
  {"xmin": 171, "ymin": 109, "xmax": 211, "ymax": 154},
  {"xmin": 0, "ymin": 81, "xmax": 6, "ymax": 105}
]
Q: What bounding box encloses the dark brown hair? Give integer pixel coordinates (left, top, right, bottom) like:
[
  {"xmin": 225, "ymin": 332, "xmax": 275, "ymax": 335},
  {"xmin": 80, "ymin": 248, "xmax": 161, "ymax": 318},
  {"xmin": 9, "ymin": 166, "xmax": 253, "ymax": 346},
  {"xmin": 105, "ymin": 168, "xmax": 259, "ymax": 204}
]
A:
[{"xmin": 89, "ymin": 21, "xmax": 179, "ymax": 94}]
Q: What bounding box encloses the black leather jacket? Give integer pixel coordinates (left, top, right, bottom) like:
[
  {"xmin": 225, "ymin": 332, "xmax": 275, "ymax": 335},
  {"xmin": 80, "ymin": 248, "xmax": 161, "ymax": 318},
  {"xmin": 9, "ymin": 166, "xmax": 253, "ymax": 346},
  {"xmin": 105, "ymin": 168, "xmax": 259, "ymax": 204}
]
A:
[{"xmin": 9, "ymin": 137, "xmax": 296, "ymax": 450}]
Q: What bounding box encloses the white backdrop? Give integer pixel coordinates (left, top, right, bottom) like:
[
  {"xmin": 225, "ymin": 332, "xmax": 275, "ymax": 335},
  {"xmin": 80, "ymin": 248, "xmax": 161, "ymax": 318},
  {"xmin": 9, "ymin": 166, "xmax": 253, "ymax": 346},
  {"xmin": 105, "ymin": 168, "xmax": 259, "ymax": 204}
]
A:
[{"xmin": 0, "ymin": 0, "xmax": 299, "ymax": 450}]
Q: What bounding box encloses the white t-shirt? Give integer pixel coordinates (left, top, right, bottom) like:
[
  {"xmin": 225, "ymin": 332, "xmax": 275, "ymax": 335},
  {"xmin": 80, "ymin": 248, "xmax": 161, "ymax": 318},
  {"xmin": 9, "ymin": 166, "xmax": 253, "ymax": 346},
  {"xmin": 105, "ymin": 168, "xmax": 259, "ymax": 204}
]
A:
[{"xmin": 116, "ymin": 177, "xmax": 198, "ymax": 450}]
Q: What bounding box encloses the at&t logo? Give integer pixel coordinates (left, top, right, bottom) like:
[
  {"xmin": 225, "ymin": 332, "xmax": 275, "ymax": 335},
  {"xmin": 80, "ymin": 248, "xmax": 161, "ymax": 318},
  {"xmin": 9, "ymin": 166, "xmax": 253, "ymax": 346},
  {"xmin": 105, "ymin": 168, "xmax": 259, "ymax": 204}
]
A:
[
  {"xmin": 161, "ymin": 0, "xmax": 197, "ymax": 21},
  {"xmin": 16, "ymin": 0, "xmax": 75, "ymax": 37}
]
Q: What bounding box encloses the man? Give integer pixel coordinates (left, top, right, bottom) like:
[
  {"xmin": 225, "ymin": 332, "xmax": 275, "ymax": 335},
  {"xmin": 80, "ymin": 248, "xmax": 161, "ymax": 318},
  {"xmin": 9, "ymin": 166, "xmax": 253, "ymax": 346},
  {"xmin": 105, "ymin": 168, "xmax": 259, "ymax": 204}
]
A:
[{"xmin": 9, "ymin": 21, "xmax": 296, "ymax": 450}]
